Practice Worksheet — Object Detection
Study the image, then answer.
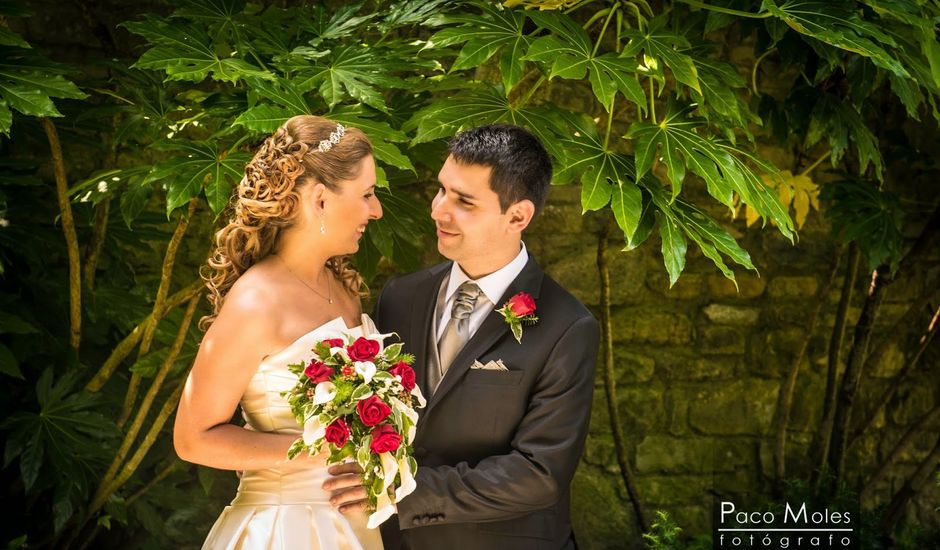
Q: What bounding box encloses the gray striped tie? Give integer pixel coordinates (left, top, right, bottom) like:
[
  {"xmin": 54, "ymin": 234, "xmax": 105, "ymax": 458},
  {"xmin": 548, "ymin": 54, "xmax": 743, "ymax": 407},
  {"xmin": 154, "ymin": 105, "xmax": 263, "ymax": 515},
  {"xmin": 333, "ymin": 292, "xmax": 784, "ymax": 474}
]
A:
[{"xmin": 437, "ymin": 281, "xmax": 482, "ymax": 376}]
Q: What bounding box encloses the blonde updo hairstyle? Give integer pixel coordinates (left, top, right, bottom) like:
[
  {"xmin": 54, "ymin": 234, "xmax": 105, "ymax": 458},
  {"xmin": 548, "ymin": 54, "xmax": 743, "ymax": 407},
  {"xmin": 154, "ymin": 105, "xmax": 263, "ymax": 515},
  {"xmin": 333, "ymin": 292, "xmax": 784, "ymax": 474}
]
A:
[{"xmin": 200, "ymin": 115, "xmax": 373, "ymax": 331}]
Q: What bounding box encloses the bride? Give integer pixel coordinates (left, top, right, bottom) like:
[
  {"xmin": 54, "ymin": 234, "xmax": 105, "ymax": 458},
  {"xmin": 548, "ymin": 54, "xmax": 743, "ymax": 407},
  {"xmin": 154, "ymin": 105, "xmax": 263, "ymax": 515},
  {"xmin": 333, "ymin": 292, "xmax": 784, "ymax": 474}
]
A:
[{"xmin": 174, "ymin": 115, "xmax": 384, "ymax": 550}]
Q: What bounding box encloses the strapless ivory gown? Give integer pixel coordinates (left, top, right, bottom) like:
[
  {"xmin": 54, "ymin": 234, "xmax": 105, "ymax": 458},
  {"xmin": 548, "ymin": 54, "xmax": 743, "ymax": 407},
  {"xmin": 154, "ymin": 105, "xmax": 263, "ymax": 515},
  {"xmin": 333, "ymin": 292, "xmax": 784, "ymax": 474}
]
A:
[{"xmin": 202, "ymin": 314, "xmax": 384, "ymax": 550}]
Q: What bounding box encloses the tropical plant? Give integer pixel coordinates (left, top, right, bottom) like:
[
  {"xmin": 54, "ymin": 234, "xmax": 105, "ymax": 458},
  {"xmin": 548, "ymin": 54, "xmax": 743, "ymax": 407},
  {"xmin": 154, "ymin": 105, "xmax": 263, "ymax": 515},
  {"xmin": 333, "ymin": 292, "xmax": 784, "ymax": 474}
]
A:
[{"xmin": 1, "ymin": 0, "xmax": 938, "ymax": 548}]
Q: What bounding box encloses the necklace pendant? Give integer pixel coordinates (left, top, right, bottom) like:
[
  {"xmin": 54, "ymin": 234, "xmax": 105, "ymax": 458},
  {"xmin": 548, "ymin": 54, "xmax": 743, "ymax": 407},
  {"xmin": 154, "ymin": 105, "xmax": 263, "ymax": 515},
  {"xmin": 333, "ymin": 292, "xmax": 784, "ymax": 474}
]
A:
[{"xmin": 329, "ymin": 299, "xmax": 333, "ymax": 304}]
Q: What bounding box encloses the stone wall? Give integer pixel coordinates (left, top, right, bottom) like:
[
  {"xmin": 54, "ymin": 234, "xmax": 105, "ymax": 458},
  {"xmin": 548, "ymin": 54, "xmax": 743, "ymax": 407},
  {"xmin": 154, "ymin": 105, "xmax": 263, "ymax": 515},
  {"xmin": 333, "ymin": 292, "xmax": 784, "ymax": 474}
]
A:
[{"xmin": 523, "ymin": 178, "xmax": 940, "ymax": 547}]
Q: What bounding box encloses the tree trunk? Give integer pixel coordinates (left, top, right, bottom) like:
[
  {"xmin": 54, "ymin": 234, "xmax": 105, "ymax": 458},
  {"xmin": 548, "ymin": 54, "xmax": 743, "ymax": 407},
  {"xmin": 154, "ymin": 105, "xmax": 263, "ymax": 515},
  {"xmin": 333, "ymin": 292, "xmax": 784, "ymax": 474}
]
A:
[
  {"xmin": 597, "ymin": 229, "xmax": 649, "ymax": 533},
  {"xmin": 879, "ymin": 434, "xmax": 940, "ymax": 533},
  {"xmin": 772, "ymin": 247, "xmax": 840, "ymax": 496},
  {"xmin": 812, "ymin": 244, "xmax": 859, "ymax": 491},
  {"xmin": 827, "ymin": 265, "xmax": 890, "ymax": 489}
]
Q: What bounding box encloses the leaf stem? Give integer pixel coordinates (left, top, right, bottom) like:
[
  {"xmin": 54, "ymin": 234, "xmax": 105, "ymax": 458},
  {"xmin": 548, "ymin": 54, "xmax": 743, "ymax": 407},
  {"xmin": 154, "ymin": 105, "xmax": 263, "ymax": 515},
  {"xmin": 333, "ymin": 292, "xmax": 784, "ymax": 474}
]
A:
[
  {"xmin": 565, "ymin": 0, "xmax": 603, "ymax": 14},
  {"xmin": 518, "ymin": 75, "xmax": 547, "ymax": 106},
  {"xmin": 591, "ymin": 5, "xmax": 619, "ymax": 58},
  {"xmin": 800, "ymin": 149, "xmax": 832, "ymax": 177},
  {"xmin": 583, "ymin": 7, "xmax": 611, "ymax": 31},
  {"xmin": 678, "ymin": 0, "xmax": 773, "ymax": 19},
  {"xmin": 648, "ymin": 77, "xmax": 656, "ymax": 123},
  {"xmin": 751, "ymin": 48, "xmax": 776, "ymax": 97},
  {"xmin": 604, "ymin": 98, "xmax": 616, "ymax": 149}
]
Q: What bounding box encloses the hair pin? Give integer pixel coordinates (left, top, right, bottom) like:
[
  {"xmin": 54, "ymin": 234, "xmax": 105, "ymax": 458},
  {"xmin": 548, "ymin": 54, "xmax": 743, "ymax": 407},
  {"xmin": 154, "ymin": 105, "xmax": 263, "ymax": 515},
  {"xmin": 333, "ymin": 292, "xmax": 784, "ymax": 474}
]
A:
[{"xmin": 316, "ymin": 123, "xmax": 345, "ymax": 152}]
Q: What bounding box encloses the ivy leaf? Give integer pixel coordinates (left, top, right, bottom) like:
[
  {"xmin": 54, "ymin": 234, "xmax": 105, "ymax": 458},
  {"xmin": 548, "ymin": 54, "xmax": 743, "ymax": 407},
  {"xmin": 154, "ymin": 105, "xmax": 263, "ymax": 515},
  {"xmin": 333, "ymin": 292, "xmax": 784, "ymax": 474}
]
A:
[
  {"xmin": 145, "ymin": 139, "xmax": 249, "ymax": 215},
  {"xmin": 524, "ymin": 11, "xmax": 646, "ymax": 113},
  {"xmin": 429, "ymin": 2, "xmax": 531, "ymax": 92},
  {"xmin": 761, "ymin": 0, "xmax": 909, "ymax": 77},
  {"xmin": 821, "ymin": 178, "xmax": 903, "ymax": 272},
  {"xmin": 622, "ymin": 15, "xmax": 701, "ymax": 94},
  {"xmin": 123, "ymin": 16, "xmax": 270, "ymax": 84}
]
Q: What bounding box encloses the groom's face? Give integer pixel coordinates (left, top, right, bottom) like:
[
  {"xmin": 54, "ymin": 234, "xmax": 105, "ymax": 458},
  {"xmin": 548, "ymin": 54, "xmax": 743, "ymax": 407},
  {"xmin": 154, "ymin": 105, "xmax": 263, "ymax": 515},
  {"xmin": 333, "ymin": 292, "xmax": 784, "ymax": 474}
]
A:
[{"xmin": 432, "ymin": 155, "xmax": 513, "ymax": 268}]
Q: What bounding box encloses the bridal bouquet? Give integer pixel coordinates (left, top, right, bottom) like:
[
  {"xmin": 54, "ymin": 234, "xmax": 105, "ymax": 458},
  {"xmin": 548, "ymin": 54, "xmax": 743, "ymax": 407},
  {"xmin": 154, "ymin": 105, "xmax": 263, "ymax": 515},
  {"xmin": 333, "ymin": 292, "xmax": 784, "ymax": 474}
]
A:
[{"xmin": 283, "ymin": 331, "xmax": 425, "ymax": 528}]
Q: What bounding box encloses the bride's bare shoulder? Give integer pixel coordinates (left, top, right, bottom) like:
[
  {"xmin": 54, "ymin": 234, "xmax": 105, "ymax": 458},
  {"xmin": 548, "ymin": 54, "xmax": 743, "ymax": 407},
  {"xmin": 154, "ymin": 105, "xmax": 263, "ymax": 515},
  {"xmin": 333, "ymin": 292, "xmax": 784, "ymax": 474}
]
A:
[{"xmin": 210, "ymin": 261, "xmax": 283, "ymax": 336}]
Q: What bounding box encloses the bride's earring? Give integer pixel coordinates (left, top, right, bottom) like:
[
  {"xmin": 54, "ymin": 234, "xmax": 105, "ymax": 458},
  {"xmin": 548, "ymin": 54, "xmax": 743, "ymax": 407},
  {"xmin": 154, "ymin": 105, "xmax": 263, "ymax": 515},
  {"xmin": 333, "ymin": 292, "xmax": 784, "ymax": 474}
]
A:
[{"xmin": 320, "ymin": 218, "xmax": 326, "ymax": 235}]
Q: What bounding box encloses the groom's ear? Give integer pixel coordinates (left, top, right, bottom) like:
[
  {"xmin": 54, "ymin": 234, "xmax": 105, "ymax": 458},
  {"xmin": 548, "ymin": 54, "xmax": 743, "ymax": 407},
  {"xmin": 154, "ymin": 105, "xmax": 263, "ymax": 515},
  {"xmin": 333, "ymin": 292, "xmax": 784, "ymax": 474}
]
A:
[{"xmin": 505, "ymin": 199, "xmax": 535, "ymax": 233}]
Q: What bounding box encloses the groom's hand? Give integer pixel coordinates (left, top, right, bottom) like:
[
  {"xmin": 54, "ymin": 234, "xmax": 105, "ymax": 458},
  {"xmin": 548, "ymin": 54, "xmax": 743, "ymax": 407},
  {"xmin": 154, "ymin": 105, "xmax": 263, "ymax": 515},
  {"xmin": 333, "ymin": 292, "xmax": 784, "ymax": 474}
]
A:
[{"xmin": 323, "ymin": 462, "xmax": 369, "ymax": 514}]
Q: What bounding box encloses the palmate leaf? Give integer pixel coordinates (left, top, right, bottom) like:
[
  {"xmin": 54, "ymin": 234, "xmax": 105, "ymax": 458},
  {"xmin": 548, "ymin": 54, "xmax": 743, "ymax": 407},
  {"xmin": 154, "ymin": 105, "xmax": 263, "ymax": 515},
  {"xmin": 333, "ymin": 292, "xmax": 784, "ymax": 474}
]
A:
[
  {"xmin": 295, "ymin": 45, "xmax": 409, "ymax": 112},
  {"xmin": 303, "ymin": 2, "xmax": 377, "ymax": 44},
  {"xmin": 821, "ymin": 178, "xmax": 903, "ymax": 272},
  {"xmin": 123, "ymin": 16, "xmax": 270, "ymax": 84},
  {"xmin": 403, "ymin": 84, "xmax": 569, "ymax": 157},
  {"xmin": 552, "ymin": 112, "xmax": 643, "ymax": 232},
  {"xmin": 761, "ymin": 0, "xmax": 909, "ymax": 77},
  {"xmin": 428, "ymin": 1, "xmax": 532, "ymax": 91},
  {"xmin": 805, "ymin": 94, "xmax": 883, "ymax": 180},
  {"xmin": 0, "ymin": 46, "xmax": 86, "ymax": 133},
  {"xmin": 379, "ymin": 0, "xmax": 451, "ymax": 33},
  {"xmin": 524, "ymin": 11, "xmax": 646, "ymax": 113},
  {"xmin": 144, "ymin": 139, "xmax": 250, "ymax": 215},
  {"xmin": 622, "ymin": 15, "xmax": 701, "ymax": 94},
  {"xmin": 647, "ymin": 183, "xmax": 756, "ymax": 286},
  {"xmin": 626, "ymin": 102, "xmax": 794, "ymax": 242},
  {"xmin": 1, "ymin": 369, "xmax": 117, "ymax": 495},
  {"xmin": 329, "ymin": 105, "xmax": 415, "ymax": 177}
]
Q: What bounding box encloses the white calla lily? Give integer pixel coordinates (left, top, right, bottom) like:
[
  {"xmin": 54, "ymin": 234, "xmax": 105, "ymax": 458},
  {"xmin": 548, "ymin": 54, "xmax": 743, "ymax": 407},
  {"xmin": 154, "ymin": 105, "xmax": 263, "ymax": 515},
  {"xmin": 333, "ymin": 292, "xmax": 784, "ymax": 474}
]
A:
[
  {"xmin": 367, "ymin": 490, "xmax": 396, "ymax": 529},
  {"xmin": 313, "ymin": 381, "xmax": 337, "ymax": 405},
  {"xmin": 411, "ymin": 385, "xmax": 427, "ymax": 408},
  {"xmin": 355, "ymin": 361, "xmax": 377, "ymax": 383},
  {"xmin": 302, "ymin": 415, "xmax": 325, "ymax": 446},
  {"xmin": 379, "ymin": 451, "xmax": 399, "ymax": 493},
  {"xmin": 395, "ymin": 456, "xmax": 417, "ymax": 502}
]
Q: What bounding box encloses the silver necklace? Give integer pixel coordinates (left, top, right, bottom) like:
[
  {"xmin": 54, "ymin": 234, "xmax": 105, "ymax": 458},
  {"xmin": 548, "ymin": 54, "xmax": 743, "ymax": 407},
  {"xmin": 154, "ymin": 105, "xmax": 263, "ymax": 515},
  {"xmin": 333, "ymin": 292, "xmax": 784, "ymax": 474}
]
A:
[{"xmin": 275, "ymin": 254, "xmax": 333, "ymax": 304}]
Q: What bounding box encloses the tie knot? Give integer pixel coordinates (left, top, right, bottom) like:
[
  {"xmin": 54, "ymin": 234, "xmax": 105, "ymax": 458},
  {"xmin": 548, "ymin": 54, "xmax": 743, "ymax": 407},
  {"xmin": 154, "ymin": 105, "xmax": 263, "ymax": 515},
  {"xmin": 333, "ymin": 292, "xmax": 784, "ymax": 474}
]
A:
[{"xmin": 451, "ymin": 282, "xmax": 482, "ymax": 320}]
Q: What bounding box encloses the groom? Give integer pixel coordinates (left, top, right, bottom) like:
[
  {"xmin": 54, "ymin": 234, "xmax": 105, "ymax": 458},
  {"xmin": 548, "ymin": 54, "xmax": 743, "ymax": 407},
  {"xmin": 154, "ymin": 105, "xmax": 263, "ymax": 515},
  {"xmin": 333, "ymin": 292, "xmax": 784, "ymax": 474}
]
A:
[{"xmin": 327, "ymin": 124, "xmax": 599, "ymax": 549}]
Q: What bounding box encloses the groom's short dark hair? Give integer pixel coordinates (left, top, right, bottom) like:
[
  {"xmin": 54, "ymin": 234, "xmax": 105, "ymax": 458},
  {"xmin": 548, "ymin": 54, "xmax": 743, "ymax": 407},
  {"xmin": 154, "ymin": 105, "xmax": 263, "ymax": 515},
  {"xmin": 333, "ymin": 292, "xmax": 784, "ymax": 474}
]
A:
[{"xmin": 448, "ymin": 124, "xmax": 552, "ymax": 218}]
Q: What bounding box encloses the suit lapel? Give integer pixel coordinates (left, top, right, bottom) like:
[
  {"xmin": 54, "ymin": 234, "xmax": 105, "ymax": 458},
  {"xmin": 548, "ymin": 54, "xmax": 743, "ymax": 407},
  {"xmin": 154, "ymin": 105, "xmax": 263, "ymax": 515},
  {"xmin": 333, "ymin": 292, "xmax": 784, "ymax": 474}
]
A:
[
  {"xmin": 410, "ymin": 263, "xmax": 450, "ymax": 400},
  {"xmin": 423, "ymin": 256, "xmax": 544, "ymax": 417}
]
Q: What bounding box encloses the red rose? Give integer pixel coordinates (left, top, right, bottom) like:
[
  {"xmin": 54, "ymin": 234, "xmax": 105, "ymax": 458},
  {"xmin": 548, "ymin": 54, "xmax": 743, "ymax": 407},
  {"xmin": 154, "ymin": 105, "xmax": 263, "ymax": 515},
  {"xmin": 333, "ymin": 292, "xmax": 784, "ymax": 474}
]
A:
[
  {"xmin": 324, "ymin": 418, "xmax": 350, "ymax": 447},
  {"xmin": 370, "ymin": 424, "xmax": 402, "ymax": 454},
  {"xmin": 324, "ymin": 338, "xmax": 345, "ymax": 348},
  {"xmin": 389, "ymin": 362, "xmax": 416, "ymax": 392},
  {"xmin": 507, "ymin": 292, "xmax": 536, "ymax": 317},
  {"xmin": 304, "ymin": 360, "xmax": 333, "ymax": 383},
  {"xmin": 356, "ymin": 395, "xmax": 392, "ymax": 426},
  {"xmin": 347, "ymin": 337, "xmax": 380, "ymax": 361}
]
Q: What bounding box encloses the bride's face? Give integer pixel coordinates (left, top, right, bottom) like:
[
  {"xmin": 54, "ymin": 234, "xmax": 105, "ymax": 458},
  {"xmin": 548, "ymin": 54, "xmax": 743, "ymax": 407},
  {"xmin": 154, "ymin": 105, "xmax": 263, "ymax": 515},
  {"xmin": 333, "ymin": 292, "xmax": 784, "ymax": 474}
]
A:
[{"xmin": 319, "ymin": 155, "xmax": 382, "ymax": 254}]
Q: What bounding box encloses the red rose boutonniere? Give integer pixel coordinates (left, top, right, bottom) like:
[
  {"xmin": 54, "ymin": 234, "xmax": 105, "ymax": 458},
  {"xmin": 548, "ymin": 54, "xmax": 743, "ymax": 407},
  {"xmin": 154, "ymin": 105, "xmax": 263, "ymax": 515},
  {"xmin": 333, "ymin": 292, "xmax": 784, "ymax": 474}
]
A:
[{"xmin": 498, "ymin": 292, "xmax": 538, "ymax": 343}]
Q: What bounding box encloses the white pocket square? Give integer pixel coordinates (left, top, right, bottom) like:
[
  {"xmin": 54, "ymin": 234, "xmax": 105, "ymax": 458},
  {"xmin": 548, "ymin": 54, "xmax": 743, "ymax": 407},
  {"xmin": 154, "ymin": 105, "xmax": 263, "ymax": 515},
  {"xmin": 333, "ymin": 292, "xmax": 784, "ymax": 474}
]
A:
[{"xmin": 470, "ymin": 359, "xmax": 509, "ymax": 371}]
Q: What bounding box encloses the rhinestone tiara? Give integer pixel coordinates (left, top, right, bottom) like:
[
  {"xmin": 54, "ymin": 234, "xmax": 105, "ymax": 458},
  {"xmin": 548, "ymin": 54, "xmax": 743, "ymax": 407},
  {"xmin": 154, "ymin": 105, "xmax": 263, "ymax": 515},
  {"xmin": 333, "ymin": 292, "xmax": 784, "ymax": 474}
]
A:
[{"xmin": 316, "ymin": 123, "xmax": 345, "ymax": 152}]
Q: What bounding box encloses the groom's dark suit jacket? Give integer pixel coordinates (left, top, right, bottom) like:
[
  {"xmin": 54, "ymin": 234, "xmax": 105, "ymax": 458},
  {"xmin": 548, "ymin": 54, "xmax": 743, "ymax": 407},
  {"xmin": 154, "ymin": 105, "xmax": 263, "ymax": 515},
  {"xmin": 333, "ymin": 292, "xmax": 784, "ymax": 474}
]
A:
[{"xmin": 373, "ymin": 255, "xmax": 599, "ymax": 550}]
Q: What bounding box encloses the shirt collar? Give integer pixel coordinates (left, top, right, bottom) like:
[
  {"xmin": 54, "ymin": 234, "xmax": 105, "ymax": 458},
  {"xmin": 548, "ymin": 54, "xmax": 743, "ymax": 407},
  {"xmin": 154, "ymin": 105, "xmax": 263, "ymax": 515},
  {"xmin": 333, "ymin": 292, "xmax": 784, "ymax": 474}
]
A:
[{"xmin": 444, "ymin": 242, "xmax": 529, "ymax": 307}]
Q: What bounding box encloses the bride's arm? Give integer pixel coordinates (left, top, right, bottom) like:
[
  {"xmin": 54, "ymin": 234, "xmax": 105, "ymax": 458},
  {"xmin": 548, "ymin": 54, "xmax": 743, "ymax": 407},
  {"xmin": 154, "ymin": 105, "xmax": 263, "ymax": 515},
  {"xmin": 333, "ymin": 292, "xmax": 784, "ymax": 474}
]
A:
[{"xmin": 173, "ymin": 285, "xmax": 326, "ymax": 471}]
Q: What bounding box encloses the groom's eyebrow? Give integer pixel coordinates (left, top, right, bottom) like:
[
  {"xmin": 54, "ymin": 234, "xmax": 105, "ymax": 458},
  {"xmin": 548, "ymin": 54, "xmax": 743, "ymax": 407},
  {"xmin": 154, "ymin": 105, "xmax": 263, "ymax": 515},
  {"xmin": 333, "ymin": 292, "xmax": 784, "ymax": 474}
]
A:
[{"xmin": 439, "ymin": 180, "xmax": 477, "ymax": 201}]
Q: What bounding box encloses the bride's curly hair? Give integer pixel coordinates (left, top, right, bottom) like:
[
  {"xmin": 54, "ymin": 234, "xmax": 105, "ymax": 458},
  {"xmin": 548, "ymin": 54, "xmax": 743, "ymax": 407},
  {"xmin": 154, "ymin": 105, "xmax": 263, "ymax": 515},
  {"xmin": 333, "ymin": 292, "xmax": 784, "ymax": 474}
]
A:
[{"xmin": 199, "ymin": 115, "xmax": 373, "ymax": 331}]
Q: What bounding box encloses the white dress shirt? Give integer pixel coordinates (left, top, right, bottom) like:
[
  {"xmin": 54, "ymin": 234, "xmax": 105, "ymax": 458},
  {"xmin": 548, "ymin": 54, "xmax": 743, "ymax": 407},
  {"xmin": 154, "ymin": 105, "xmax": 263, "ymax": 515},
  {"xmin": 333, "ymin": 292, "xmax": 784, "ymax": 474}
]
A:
[{"xmin": 435, "ymin": 242, "xmax": 529, "ymax": 342}]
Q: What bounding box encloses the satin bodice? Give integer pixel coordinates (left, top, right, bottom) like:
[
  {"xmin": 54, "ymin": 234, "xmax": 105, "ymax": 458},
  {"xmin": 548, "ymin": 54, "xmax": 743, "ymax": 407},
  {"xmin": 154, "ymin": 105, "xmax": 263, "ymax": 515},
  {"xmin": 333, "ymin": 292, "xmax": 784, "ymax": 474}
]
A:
[{"xmin": 202, "ymin": 314, "xmax": 383, "ymax": 550}]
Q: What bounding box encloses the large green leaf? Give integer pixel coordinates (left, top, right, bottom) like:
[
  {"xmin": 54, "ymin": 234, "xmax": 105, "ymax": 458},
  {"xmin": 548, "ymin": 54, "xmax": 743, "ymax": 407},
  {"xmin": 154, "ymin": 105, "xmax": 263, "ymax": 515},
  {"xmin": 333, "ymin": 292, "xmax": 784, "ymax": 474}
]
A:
[
  {"xmin": 124, "ymin": 16, "xmax": 270, "ymax": 84},
  {"xmin": 626, "ymin": 102, "xmax": 794, "ymax": 241},
  {"xmin": 295, "ymin": 45, "xmax": 409, "ymax": 112},
  {"xmin": 805, "ymin": 94, "xmax": 883, "ymax": 180},
  {"xmin": 145, "ymin": 139, "xmax": 250, "ymax": 215},
  {"xmin": 329, "ymin": 106, "xmax": 414, "ymax": 175},
  {"xmin": 428, "ymin": 2, "xmax": 532, "ymax": 92},
  {"xmin": 403, "ymin": 84, "xmax": 569, "ymax": 152},
  {"xmin": 524, "ymin": 11, "xmax": 646, "ymax": 113},
  {"xmin": 0, "ymin": 46, "xmax": 86, "ymax": 130},
  {"xmin": 821, "ymin": 178, "xmax": 903, "ymax": 272},
  {"xmin": 622, "ymin": 15, "xmax": 701, "ymax": 94},
  {"xmin": 761, "ymin": 0, "xmax": 909, "ymax": 77}
]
